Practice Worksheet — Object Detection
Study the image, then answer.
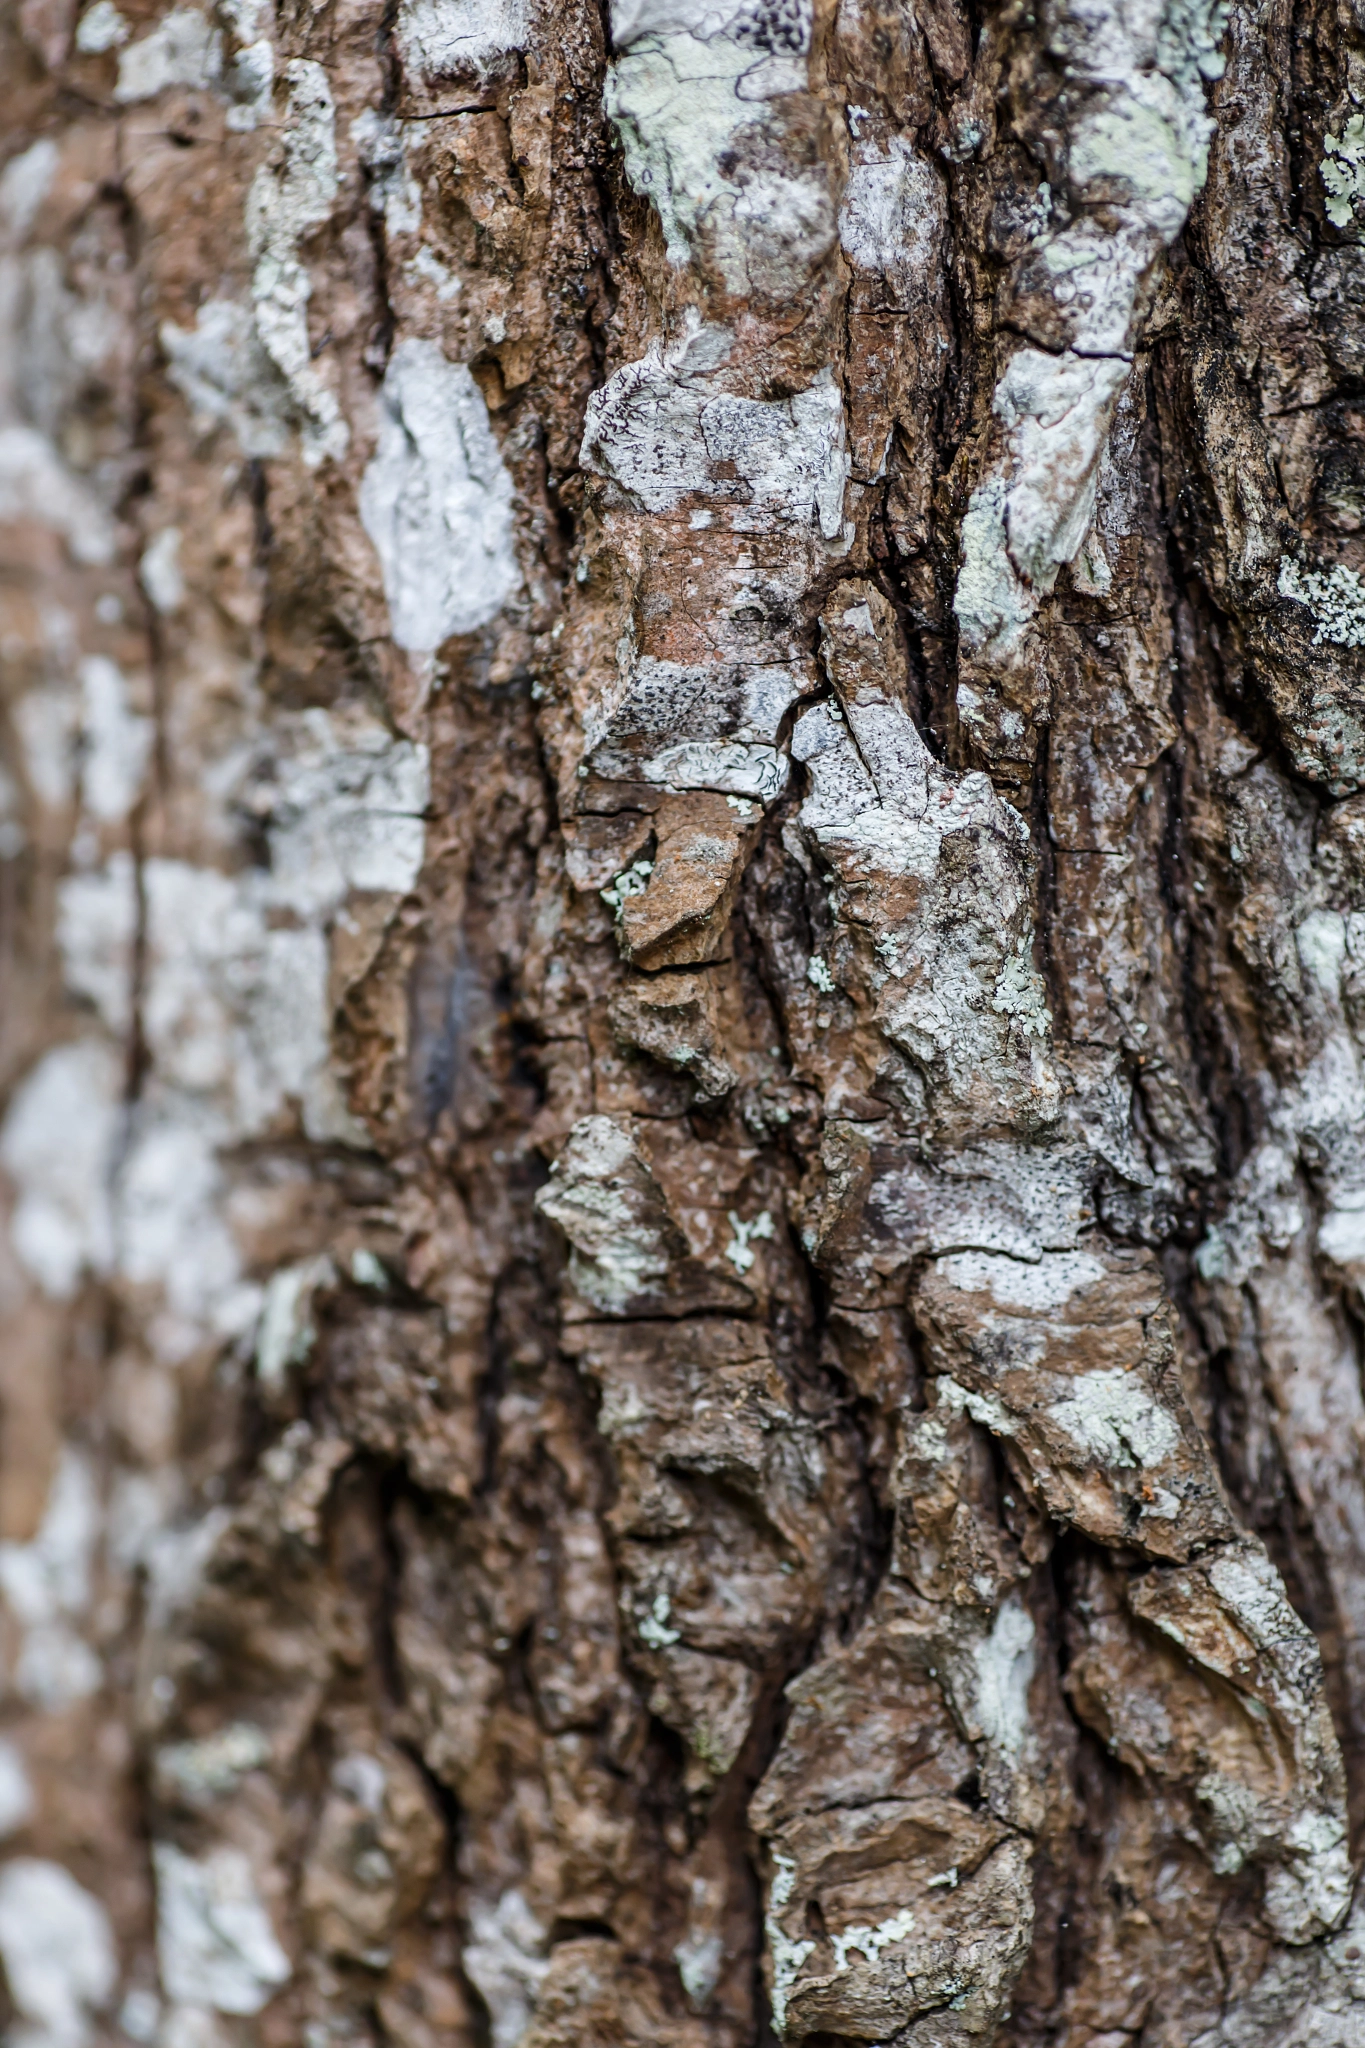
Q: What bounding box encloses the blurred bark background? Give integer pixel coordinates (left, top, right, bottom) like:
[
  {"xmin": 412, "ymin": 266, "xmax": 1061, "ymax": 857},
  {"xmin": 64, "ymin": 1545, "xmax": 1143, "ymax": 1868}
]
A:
[{"xmin": 3, "ymin": 0, "xmax": 1365, "ymax": 2039}]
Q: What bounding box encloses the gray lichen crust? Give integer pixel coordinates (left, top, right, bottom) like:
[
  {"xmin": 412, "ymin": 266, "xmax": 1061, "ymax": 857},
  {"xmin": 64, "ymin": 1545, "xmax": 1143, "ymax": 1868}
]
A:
[{"xmin": 3, "ymin": 0, "xmax": 1365, "ymax": 2038}]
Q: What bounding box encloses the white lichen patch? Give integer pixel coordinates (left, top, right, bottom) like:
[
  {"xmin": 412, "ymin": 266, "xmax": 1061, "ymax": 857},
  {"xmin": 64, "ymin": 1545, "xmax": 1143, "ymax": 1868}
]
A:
[
  {"xmin": 595, "ymin": 1378, "xmax": 651, "ymax": 1438},
  {"xmin": 350, "ymin": 1248, "xmax": 389, "ymax": 1288},
  {"xmin": 254, "ymin": 1256, "xmax": 336, "ymax": 1391},
  {"xmin": 535, "ymin": 1115, "xmax": 672, "ymax": 1311},
  {"xmin": 1134, "ymin": 1543, "xmax": 1353, "ymax": 1942},
  {"xmin": 937, "ymin": 1247, "xmax": 1106, "ymax": 1312},
  {"xmin": 956, "ymin": 351, "xmax": 1130, "ymax": 657},
  {"xmin": 1195, "ymin": 1769, "xmax": 1266, "ymax": 1874},
  {"xmin": 791, "ymin": 647, "xmax": 1060, "ymax": 1130},
  {"xmin": 638, "ymin": 1589, "xmax": 682, "ymax": 1647},
  {"xmin": 35, "ymin": 709, "xmax": 426, "ymax": 1352},
  {"xmin": 581, "ymin": 322, "xmax": 849, "ymax": 539},
  {"xmin": 954, "ymin": 476, "xmax": 1036, "ymax": 659},
  {"xmin": 585, "ymin": 653, "xmax": 803, "ymax": 804},
  {"xmin": 1322, "ymin": 115, "xmax": 1365, "ymax": 231},
  {"xmin": 0, "ymin": 1448, "xmax": 103, "ymax": 1711},
  {"xmin": 838, "ymin": 135, "xmax": 947, "ymax": 306},
  {"xmin": 359, "ymin": 338, "xmax": 520, "ymax": 652},
  {"xmin": 246, "ymin": 706, "xmax": 430, "ymax": 912},
  {"xmin": 461, "ymin": 1889, "xmax": 550, "ymax": 2048},
  {"xmin": 75, "ymin": 0, "xmax": 129, "ymax": 52},
  {"xmin": 406, "ymin": 244, "xmax": 461, "ymax": 301},
  {"xmin": 829, "ymin": 1906, "xmax": 916, "ymax": 1974},
  {"xmin": 244, "ymin": 60, "xmax": 348, "ymax": 465},
  {"xmin": 992, "ymin": 350, "xmax": 1130, "ymax": 589},
  {"xmin": 1193, "ymin": 1140, "xmax": 1305, "ymax": 1289},
  {"xmin": 352, "ymin": 111, "xmax": 423, "ymax": 240},
  {"xmin": 0, "ymin": 425, "xmax": 116, "ymax": 566},
  {"xmin": 0, "ymin": 136, "xmax": 57, "ymax": 246},
  {"xmin": 1202, "ymin": 1543, "xmax": 1315, "ymax": 1659},
  {"xmin": 0, "ymin": 1740, "xmax": 34, "ymax": 1837},
  {"xmin": 13, "ymin": 653, "xmax": 149, "ymax": 831},
  {"xmin": 222, "ymin": 19, "xmax": 274, "ymax": 131},
  {"xmin": 156, "ymin": 1724, "xmax": 272, "ymax": 1809},
  {"xmin": 0, "ymin": 1859, "xmax": 116, "ymax": 2048},
  {"xmin": 160, "ymin": 298, "xmax": 292, "ymax": 458},
  {"xmin": 78, "ymin": 655, "xmax": 153, "ymax": 821},
  {"xmin": 969, "ymin": 1596, "xmax": 1036, "ymax": 1761},
  {"xmin": 154, "ymin": 1843, "xmax": 291, "ymax": 2015},
  {"xmin": 675, "ymin": 1928, "xmax": 724, "ymax": 2007},
  {"xmin": 954, "ymin": 0, "xmax": 1229, "ymax": 661},
  {"xmin": 0, "ymin": 1039, "xmax": 122, "ymax": 1300},
  {"xmin": 1263, "ymin": 1807, "xmax": 1355, "ymax": 1946},
  {"xmin": 0, "ymin": 762, "xmax": 24, "ymax": 861},
  {"xmin": 61, "ymin": 709, "xmax": 427, "ymax": 1108},
  {"xmin": 604, "ymin": 34, "xmax": 759, "ymax": 261},
  {"xmin": 1278, "ymin": 555, "xmax": 1365, "ymax": 649},
  {"xmin": 0, "ymin": 1449, "xmax": 99, "ymax": 1629},
  {"xmin": 1046, "ymin": 1368, "xmax": 1181, "ymax": 1470},
  {"xmin": 395, "ymin": 0, "xmax": 529, "ymax": 87},
  {"xmin": 115, "ymin": 7, "xmax": 222, "ymax": 101},
  {"xmin": 600, "ymin": 858, "xmax": 653, "ymax": 914},
  {"xmin": 113, "ymin": 1103, "xmax": 262, "ymax": 1357},
  {"xmin": 724, "ymin": 1207, "xmax": 773, "ymax": 1272},
  {"xmin": 1296, "ymin": 909, "xmax": 1348, "ymax": 995},
  {"xmin": 139, "ymin": 528, "xmax": 184, "ymax": 615},
  {"xmin": 936, "ymin": 1372, "xmax": 1017, "ymax": 1440}
]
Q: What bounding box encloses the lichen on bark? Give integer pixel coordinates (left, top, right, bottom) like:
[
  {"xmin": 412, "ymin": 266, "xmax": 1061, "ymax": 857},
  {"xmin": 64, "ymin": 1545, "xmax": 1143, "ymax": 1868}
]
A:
[{"xmin": 3, "ymin": 0, "xmax": 1365, "ymax": 2039}]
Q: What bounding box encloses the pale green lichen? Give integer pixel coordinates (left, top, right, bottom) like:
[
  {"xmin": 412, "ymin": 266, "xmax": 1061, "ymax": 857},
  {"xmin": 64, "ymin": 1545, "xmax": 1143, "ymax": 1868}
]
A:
[
  {"xmin": 874, "ymin": 930, "xmax": 907, "ymax": 979},
  {"xmin": 765, "ymin": 1853, "xmax": 815, "ymax": 2036},
  {"xmin": 605, "ymin": 33, "xmax": 758, "ymax": 269},
  {"xmin": 955, "ymin": 476, "xmax": 1035, "ymax": 656},
  {"xmin": 1322, "ymin": 115, "xmax": 1365, "ymax": 231},
  {"xmin": 1278, "ymin": 555, "xmax": 1365, "ymax": 649},
  {"xmin": 601, "ymin": 5, "xmax": 831, "ymax": 293},
  {"xmin": 1156, "ymin": 0, "xmax": 1230, "ymax": 89},
  {"xmin": 600, "ymin": 858, "xmax": 653, "ymax": 914},
  {"xmin": 991, "ymin": 939, "xmax": 1053, "ymax": 1039},
  {"xmin": 724, "ymin": 1207, "xmax": 774, "ymax": 1272},
  {"xmin": 637, "ymin": 1591, "xmax": 681, "ymax": 1648},
  {"xmin": 1068, "ymin": 75, "xmax": 1210, "ymax": 222}
]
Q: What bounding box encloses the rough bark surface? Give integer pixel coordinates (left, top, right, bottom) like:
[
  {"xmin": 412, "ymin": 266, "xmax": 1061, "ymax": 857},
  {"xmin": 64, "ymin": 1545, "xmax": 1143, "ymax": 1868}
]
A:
[{"xmin": 5, "ymin": 0, "xmax": 1365, "ymax": 2040}]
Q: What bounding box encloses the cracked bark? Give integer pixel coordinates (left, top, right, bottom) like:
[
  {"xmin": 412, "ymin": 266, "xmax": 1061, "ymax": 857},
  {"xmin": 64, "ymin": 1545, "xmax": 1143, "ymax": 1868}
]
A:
[{"xmin": 4, "ymin": 0, "xmax": 1365, "ymax": 2040}]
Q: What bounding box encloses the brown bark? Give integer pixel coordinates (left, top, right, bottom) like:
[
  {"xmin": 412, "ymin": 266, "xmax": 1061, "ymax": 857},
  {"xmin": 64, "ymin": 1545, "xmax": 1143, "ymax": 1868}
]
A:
[{"xmin": 3, "ymin": 0, "xmax": 1365, "ymax": 2040}]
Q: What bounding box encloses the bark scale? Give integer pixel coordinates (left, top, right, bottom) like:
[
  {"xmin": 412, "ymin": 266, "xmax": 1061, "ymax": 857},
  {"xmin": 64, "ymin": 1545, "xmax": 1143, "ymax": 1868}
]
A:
[{"xmin": 2, "ymin": 0, "xmax": 1365, "ymax": 2040}]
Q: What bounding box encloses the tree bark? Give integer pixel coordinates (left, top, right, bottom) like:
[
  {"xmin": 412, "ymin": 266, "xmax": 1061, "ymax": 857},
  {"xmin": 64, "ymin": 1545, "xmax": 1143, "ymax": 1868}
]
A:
[{"xmin": 3, "ymin": 0, "xmax": 1365, "ymax": 2039}]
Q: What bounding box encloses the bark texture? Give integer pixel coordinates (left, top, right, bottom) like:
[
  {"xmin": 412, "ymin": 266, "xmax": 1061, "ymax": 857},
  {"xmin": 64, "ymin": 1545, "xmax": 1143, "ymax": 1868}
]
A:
[{"xmin": 4, "ymin": 0, "xmax": 1365, "ymax": 2040}]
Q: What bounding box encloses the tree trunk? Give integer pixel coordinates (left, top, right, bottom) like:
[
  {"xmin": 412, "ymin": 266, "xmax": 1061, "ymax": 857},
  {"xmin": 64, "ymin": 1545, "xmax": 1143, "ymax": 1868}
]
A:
[{"xmin": 3, "ymin": 0, "xmax": 1365, "ymax": 2039}]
